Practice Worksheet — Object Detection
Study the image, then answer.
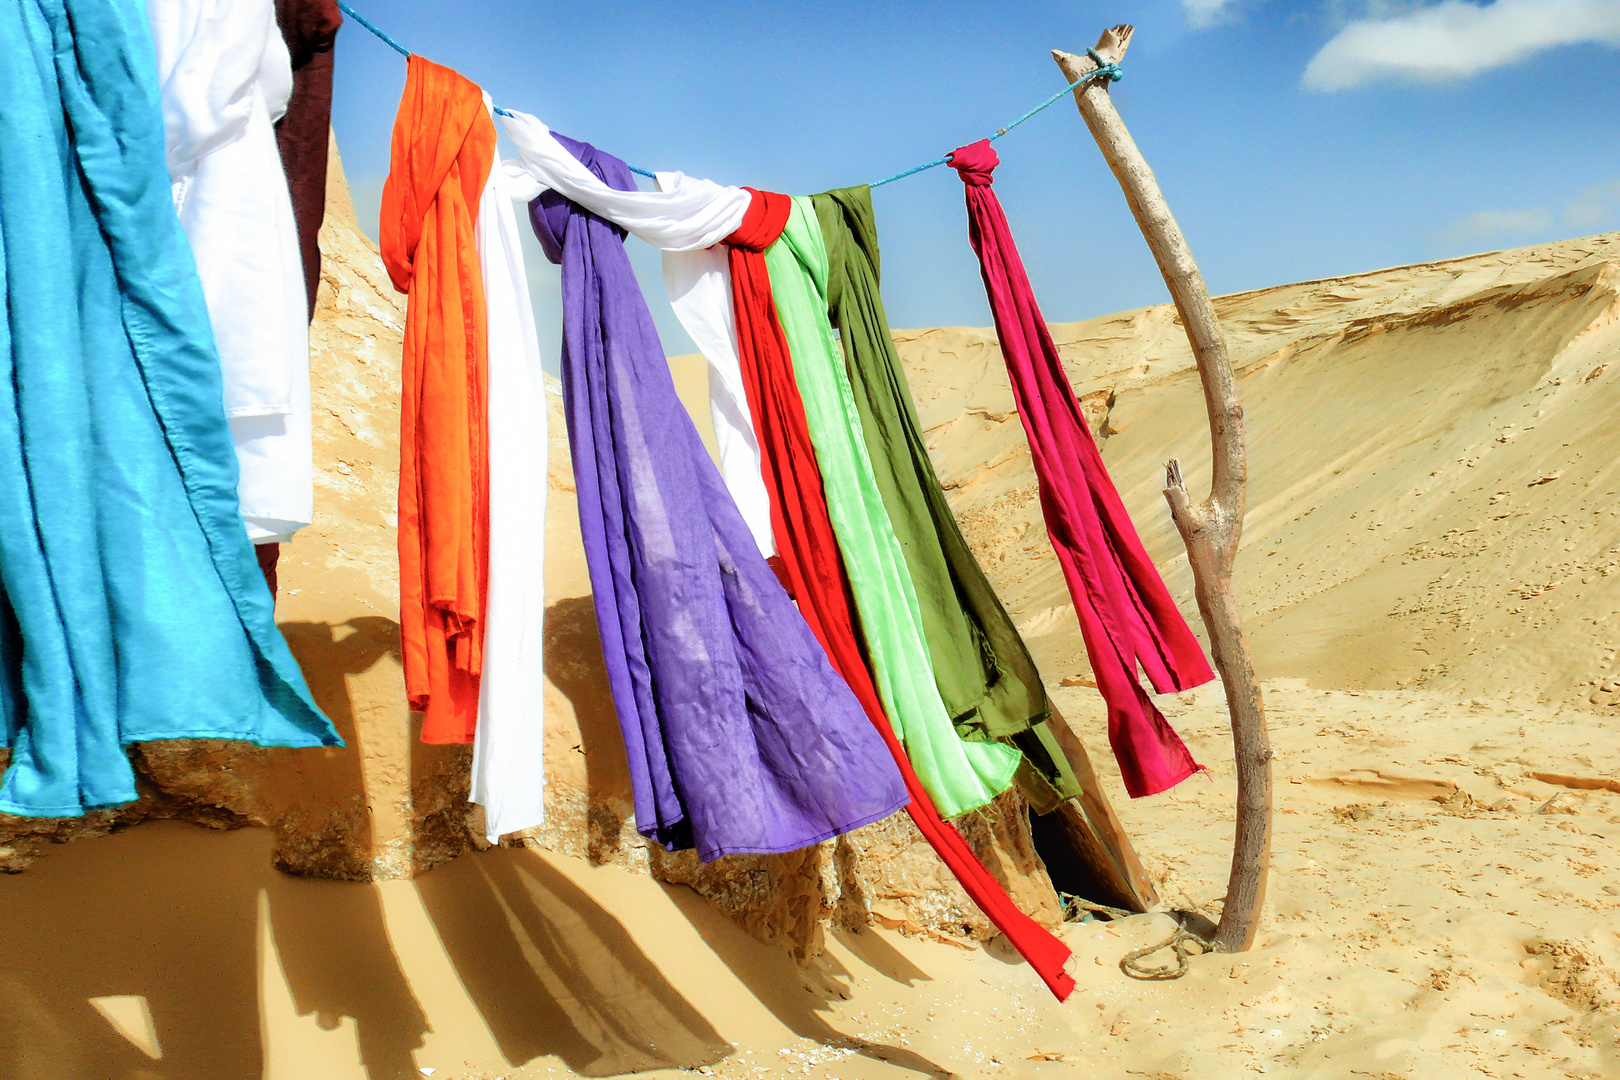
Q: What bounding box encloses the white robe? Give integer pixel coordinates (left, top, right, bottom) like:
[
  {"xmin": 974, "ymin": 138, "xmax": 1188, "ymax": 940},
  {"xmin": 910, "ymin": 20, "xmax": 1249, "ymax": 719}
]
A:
[
  {"xmin": 470, "ymin": 102, "xmax": 550, "ymax": 844},
  {"xmin": 147, "ymin": 0, "xmax": 313, "ymax": 544},
  {"xmin": 500, "ymin": 111, "xmax": 775, "ymax": 558}
]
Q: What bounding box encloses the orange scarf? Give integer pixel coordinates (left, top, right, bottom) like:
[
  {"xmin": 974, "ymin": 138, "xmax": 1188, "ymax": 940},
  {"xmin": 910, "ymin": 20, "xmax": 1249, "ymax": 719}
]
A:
[{"xmin": 380, "ymin": 56, "xmax": 495, "ymax": 743}]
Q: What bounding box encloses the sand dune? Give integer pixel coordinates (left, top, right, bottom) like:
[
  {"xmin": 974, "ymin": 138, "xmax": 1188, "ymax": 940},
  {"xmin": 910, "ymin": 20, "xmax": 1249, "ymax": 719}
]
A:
[
  {"xmin": 903, "ymin": 232, "xmax": 1620, "ymax": 711},
  {"xmin": 0, "ymin": 220, "xmax": 1615, "ymax": 1079}
]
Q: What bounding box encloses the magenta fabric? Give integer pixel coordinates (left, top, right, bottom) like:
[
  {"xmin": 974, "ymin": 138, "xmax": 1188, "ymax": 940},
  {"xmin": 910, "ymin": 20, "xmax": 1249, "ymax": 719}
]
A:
[{"xmin": 949, "ymin": 139, "xmax": 1211, "ymax": 798}]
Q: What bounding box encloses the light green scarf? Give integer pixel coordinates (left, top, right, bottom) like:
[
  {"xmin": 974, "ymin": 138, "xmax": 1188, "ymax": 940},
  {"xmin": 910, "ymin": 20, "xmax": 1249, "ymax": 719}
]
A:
[{"xmin": 764, "ymin": 197, "xmax": 1020, "ymax": 818}]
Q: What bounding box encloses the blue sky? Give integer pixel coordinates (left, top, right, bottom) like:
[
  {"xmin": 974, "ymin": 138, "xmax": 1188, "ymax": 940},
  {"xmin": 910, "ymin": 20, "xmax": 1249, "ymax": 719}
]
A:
[{"xmin": 330, "ymin": 0, "xmax": 1620, "ymax": 365}]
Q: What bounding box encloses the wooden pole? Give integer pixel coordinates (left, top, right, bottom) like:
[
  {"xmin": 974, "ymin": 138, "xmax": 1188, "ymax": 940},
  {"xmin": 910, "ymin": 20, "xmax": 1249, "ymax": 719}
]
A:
[{"xmin": 1054, "ymin": 27, "xmax": 1272, "ymax": 953}]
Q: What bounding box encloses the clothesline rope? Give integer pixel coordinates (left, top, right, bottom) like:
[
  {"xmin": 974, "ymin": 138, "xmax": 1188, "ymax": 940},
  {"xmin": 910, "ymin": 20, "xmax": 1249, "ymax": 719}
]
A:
[
  {"xmin": 870, "ymin": 50, "xmax": 1121, "ymax": 187},
  {"xmin": 333, "ymin": 1, "xmax": 1121, "ymax": 188},
  {"xmin": 335, "ymin": 0, "xmax": 408, "ymax": 58}
]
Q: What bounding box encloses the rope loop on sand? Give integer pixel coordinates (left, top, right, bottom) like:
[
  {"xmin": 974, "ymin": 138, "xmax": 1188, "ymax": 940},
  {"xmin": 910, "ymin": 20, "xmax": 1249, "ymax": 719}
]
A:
[{"xmin": 1119, "ymin": 923, "xmax": 1211, "ymax": 980}]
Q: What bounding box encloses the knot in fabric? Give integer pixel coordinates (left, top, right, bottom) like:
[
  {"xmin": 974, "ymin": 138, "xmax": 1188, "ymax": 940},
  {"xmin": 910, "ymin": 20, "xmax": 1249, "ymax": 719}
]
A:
[
  {"xmin": 726, "ymin": 187, "xmax": 792, "ymax": 252},
  {"xmin": 528, "ymin": 131, "xmax": 635, "ymax": 263},
  {"xmin": 379, "ymin": 56, "xmax": 494, "ymax": 293},
  {"xmin": 948, "ymin": 139, "xmax": 998, "ymax": 187}
]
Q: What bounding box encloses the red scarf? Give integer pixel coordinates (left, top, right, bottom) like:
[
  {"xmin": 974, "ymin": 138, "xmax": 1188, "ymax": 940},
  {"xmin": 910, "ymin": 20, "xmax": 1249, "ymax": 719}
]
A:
[{"xmin": 726, "ymin": 188, "xmax": 1075, "ymax": 1001}]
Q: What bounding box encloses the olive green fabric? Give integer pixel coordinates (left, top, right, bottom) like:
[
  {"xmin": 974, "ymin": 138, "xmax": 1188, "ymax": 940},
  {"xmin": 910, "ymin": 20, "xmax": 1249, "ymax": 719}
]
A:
[
  {"xmin": 812, "ymin": 186, "xmax": 1080, "ymax": 813},
  {"xmin": 763, "ymin": 197, "xmax": 1021, "ymax": 819}
]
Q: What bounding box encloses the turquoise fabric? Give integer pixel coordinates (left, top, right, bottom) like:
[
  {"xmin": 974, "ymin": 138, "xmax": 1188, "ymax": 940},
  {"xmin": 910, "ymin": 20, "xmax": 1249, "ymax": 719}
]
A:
[{"xmin": 0, "ymin": 0, "xmax": 339, "ymax": 818}]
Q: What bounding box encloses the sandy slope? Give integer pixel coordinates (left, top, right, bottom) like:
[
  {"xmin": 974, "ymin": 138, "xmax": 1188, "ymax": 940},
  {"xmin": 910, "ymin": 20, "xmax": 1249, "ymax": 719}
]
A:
[
  {"xmin": 4, "ymin": 683, "xmax": 1614, "ymax": 1080},
  {"xmin": 902, "ymin": 233, "xmax": 1620, "ymax": 711},
  {"xmin": 1, "ymin": 231, "xmax": 1616, "ymax": 1080}
]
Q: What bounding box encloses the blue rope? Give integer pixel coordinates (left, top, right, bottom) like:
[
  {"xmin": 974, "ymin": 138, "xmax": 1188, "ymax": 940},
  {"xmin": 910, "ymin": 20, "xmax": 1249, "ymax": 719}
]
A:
[
  {"xmin": 867, "ymin": 155, "xmax": 951, "ymax": 189},
  {"xmin": 335, "ymin": 0, "xmax": 409, "ymax": 58},
  {"xmin": 869, "ymin": 49, "xmax": 1122, "ymax": 187},
  {"xmin": 338, "ymin": 3, "xmax": 1119, "ymax": 191}
]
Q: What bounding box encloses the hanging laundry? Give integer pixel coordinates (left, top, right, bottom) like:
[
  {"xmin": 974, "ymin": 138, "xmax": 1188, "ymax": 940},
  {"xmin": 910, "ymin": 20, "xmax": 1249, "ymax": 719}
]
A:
[
  {"xmin": 661, "ymin": 240, "xmax": 777, "ymax": 561},
  {"xmin": 812, "ymin": 187, "xmax": 1082, "ymax": 814},
  {"xmin": 0, "ymin": 0, "xmax": 339, "ymax": 817},
  {"xmin": 491, "ymin": 136, "xmax": 1073, "ymax": 1000},
  {"xmin": 722, "ymin": 188, "xmax": 879, "ymax": 676},
  {"xmin": 764, "ymin": 198, "xmax": 1023, "ymax": 818},
  {"xmin": 147, "ymin": 0, "xmax": 315, "ymax": 552},
  {"xmin": 258, "ymin": 0, "xmax": 341, "ymax": 595},
  {"xmin": 521, "ymin": 124, "xmax": 907, "ymax": 861},
  {"xmin": 380, "ymin": 57, "xmax": 495, "ymax": 744},
  {"xmin": 731, "ymin": 195, "xmax": 1075, "ymax": 1001},
  {"xmin": 949, "ymin": 140, "xmax": 1212, "ymax": 798},
  {"xmin": 500, "ymin": 133, "xmax": 885, "ymax": 806},
  {"xmin": 272, "ymin": 0, "xmax": 342, "ymax": 321},
  {"xmin": 469, "ymin": 96, "xmax": 549, "ymax": 845},
  {"xmin": 497, "ymin": 113, "xmax": 777, "ymax": 560}
]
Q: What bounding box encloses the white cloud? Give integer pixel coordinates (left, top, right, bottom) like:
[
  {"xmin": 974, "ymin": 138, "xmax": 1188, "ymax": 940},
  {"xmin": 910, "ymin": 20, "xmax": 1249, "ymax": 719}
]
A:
[
  {"xmin": 1303, "ymin": 0, "xmax": 1620, "ymax": 91},
  {"xmin": 1565, "ymin": 179, "xmax": 1620, "ymax": 230},
  {"xmin": 1436, "ymin": 206, "xmax": 1555, "ymax": 248},
  {"xmin": 1435, "ymin": 183, "xmax": 1620, "ymax": 251},
  {"xmin": 1184, "ymin": 0, "xmax": 1245, "ymax": 28}
]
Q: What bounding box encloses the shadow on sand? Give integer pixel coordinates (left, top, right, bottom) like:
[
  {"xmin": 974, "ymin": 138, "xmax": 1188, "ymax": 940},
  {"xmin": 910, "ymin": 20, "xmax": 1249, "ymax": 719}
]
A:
[
  {"xmin": 0, "ymin": 823, "xmax": 430, "ymax": 1080},
  {"xmin": 415, "ymin": 847, "xmax": 731, "ymax": 1076},
  {"xmin": 656, "ymin": 882, "xmax": 957, "ymax": 1078}
]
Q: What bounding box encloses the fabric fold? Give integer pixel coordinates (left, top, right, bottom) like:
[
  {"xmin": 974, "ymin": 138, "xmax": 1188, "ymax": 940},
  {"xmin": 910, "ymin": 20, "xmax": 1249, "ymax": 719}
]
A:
[
  {"xmin": 499, "ymin": 113, "xmax": 773, "ymax": 556},
  {"xmin": 380, "ymin": 56, "xmax": 495, "ymax": 744},
  {"xmin": 502, "ymin": 113, "xmax": 749, "ymax": 251},
  {"xmin": 148, "ymin": 0, "xmax": 314, "ymax": 546},
  {"xmin": 470, "ymin": 98, "xmax": 549, "ymax": 844},
  {"xmin": 273, "ymin": 0, "xmax": 342, "ymax": 322},
  {"xmin": 723, "ymin": 188, "xmax": 1075, "ymax": 999},
  {"xmin": 660, "ymin": 236, "xmax": 775, "ymax": 560},
  {"xmin": 949, "ymin": 139, "xmax": 1211, "ymax": 798},
  {"xmin": 812, "ymin": 187, "xmax": 1081, "ymax": 814},
  {"xmin": 522, "ymin": 124, "xmax": 907, "ymax": 862},
  {"xmin": 0, "ymin": 0, "xmax": 338, "ymax": 819},
  {"xmin": 763, "ymin": 197, "xmax": 1022, "ymax": 818}
]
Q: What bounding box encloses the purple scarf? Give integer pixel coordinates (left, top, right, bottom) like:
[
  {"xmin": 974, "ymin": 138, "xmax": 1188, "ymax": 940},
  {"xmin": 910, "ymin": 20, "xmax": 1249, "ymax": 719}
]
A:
[{"xmin": 529, "ymin": 135, "xmax": 907, "ymax": 862}]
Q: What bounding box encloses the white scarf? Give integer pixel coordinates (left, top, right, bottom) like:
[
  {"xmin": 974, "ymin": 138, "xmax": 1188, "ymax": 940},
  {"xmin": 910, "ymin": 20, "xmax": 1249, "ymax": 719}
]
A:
[
  {"xmin": 470, "ymin": 102, "xmax": 551, "ymax": 844},
  {"xmin": 501, "ymin": 111, "xmax": 775, "ymax": 558},
  {"xmin": 148, "ymin": 0, "xmax": 312, "ymax": 544}
]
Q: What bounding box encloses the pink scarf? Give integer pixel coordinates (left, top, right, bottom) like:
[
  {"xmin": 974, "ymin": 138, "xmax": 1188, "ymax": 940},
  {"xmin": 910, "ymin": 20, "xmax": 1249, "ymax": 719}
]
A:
[{"xmin": 950, "ymin": 139, "xmax": 1211, "ymax": 797}]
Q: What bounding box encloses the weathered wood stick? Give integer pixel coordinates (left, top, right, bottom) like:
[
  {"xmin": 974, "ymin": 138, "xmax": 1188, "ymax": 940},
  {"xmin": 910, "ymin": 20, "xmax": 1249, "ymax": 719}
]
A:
[{"xmin": 1054, "ymin": 27, "xmax": 1273, "ymax": 953}]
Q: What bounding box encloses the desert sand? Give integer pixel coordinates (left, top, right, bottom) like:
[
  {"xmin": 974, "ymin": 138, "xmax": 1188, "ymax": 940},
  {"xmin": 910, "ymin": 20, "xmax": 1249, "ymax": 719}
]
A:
[{"xmin": 0, "ymin": 157, "xmax": 1615, "ymax": 1078}]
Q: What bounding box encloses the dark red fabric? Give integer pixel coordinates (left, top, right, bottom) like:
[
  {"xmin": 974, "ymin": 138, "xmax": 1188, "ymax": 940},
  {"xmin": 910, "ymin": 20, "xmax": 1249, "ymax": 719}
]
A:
[
  {"xmin": 273, "ymin": 0, "xmax": 342, "ymax": 321},
  {"xmin": 725, "ymin": 188, "xmax": 1074, "ymax": 1002},
  {"xmin": 256, "ymin": 542, "xmax": 281, "ymax": 600},
  {"xmin": 262, "ymin": 0, "xmax": 338, "ymax": 608},
  {"xmin": 949, "ymin": 139, "xmax": 1212, "ymax": 798}
]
